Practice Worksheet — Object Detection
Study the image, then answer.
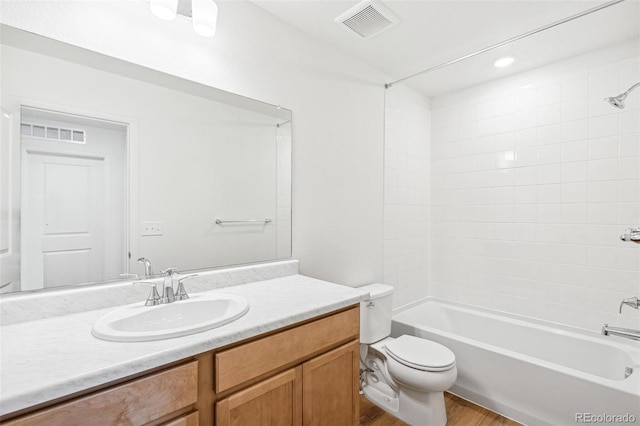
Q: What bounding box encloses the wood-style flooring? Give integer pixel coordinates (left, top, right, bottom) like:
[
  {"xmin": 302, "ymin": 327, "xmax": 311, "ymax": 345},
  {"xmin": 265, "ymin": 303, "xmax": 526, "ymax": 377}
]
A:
[{"xmin": 359, "ymin": 392, "xmax": 522, "ymax": 426}]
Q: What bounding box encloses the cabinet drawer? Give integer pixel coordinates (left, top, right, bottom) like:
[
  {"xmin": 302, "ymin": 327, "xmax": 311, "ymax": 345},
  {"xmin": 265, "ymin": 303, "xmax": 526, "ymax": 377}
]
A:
[
  {"xmin": 4, "ymin": 361, "xmax": 198, "ymax": 426},
  {"xmin": 216, "ymin": 307, "xmax": 359, "ymax": 393}
]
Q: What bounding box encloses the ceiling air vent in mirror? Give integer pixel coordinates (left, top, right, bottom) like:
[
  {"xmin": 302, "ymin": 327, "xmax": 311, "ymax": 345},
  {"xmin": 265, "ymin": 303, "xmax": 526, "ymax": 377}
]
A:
[{"xmin": 335, "ymin": 0, "xmax": 399, "ymax": 39}]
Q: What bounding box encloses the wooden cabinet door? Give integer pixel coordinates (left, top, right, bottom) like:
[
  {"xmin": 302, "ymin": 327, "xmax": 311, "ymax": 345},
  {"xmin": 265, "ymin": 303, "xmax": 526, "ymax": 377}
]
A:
[
  {"xmin": 161, "ymin": 411, "xmax": 199, "ymax": 426},
  {"xmin": 302, "ymin": 340, "xmax": 359, "ymax": 426},
  {"xmin": 216, "ymin": 367, "xmax": 302, "ymax": 426}
]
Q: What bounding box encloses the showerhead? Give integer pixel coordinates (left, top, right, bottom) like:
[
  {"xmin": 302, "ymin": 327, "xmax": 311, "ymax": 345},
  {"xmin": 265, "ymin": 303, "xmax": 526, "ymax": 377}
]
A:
[
  {"xmin": 605, "ymin": 82, "xmax": 640, "ymax": 110},
  {"xmin": 605, "ymin": 94, "xmax": 626, "ymax": 109}
]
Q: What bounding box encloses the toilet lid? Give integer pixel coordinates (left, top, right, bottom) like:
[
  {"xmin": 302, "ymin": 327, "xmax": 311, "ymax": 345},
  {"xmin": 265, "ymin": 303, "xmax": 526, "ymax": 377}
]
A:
[{"xmin": 384, "ymin": 335, "xmax": 455, "ymax": 372}]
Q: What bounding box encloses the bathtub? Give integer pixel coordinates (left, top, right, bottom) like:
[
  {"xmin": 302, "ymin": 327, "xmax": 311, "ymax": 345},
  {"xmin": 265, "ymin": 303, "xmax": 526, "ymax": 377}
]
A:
[{"xmin": 391, "ymin": 299, "xmax": 640, "ymax": 426}]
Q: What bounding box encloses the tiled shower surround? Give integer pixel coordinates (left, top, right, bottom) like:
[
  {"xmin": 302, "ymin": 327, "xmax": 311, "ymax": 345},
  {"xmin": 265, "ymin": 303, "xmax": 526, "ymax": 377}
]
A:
[
  {"xmin": 384, "ymin": 86, "xmax": 431, "ymax": 309},
  {"xmin": 428, "ymin": 40, "xmax": 639, "ymax": 330}
]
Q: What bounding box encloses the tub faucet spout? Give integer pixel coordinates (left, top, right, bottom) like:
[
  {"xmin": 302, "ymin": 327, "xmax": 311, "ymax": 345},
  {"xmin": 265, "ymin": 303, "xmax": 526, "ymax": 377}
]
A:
[{"xmin": 601, "ymin": 324, "xmax": 640, "ymax": 341}]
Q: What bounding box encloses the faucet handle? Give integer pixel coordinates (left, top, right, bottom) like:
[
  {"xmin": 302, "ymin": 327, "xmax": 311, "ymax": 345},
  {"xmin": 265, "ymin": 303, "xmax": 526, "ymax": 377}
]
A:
[
  {"xmin": 620, "ymin": 227, "xmax": 640, "ymax": 243},
  {"xmin": 175, "ymin": 274, "xmax": 198, "ymax": 301},
  {"xmin": 619, "ymin": 297, "xmax": 639, "ymax": 314},
  {"xmin": 133, "ymin": 281, "xmax": 162, "ymax": 306}
]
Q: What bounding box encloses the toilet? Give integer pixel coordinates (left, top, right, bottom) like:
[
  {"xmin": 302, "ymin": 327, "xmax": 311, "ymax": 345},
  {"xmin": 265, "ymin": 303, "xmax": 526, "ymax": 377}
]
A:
[{"xmin": 359, "ymin": 284, "xmax": 457, "ymax": 426}]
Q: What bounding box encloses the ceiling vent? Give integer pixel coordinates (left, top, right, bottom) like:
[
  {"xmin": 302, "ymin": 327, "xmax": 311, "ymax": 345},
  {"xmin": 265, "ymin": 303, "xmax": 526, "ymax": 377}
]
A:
[
  {"xmin": 335, "ymin": 0, "xmax": 399, "ymax": 40},
  {"xmin": 21, "ymin": 122, "xmax": 86, "ymax": 144}
]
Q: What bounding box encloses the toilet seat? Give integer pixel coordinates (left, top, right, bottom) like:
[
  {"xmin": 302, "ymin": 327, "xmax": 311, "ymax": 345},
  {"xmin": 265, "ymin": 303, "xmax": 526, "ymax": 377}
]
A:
[{"xmin": 384, "ymin": 335, "xmax": 455, "ymax": 372}]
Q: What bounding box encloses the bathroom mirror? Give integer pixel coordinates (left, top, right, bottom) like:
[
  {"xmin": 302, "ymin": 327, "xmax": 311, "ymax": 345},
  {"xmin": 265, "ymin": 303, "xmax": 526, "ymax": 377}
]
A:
[{"xmin": 0, "ymin": 25, "xmax": 292, "ymax": 293}]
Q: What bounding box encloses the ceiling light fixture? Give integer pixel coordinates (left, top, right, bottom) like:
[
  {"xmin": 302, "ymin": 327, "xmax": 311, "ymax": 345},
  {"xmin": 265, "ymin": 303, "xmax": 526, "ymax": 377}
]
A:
[
  {"xmin": 494, "ymin": 56, "xmax": 515, "ymax": 68},
  {"xmin": 149, "ymin": 0, "xmax": 218, "ymax": 38}
]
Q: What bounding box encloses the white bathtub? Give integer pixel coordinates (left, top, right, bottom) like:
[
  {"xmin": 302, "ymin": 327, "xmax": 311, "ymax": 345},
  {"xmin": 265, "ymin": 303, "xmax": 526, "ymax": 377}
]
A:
[{"xmin": 391, "ymin": 299, "xmax": 640, "ymax": 426}]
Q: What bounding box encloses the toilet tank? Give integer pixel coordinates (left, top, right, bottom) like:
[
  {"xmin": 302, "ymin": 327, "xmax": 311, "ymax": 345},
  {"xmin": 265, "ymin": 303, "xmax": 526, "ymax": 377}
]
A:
[{"xmin": 358, "ymin": 283, "xmax": 394, "ymax": 344}]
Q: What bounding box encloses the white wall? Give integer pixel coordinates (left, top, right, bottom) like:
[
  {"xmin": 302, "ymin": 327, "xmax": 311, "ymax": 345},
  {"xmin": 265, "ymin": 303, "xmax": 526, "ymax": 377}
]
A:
[
  {"xmin": 0, "ymin": 0, "xmax": 397, "ymax": 287},
  {"xmin": 430, "ymin": 40, "xmax": 640, "ymax": 331},
  {"xmin": 384, "ymin": 85, "xmax": 431, "ymax": 308}
]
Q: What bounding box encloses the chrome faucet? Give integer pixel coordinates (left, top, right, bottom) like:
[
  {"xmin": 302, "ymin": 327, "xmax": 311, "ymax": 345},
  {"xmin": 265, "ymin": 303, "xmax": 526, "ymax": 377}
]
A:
[
  {"xmin": 600, "ymin": 296, "xmax": 640, "ymax": 341},
  {"xmin": 134, "ymin": 268, "xmax": 198, "ymax": 306},
  {"xmin": 137, "ymin": 257, "xmax": 154, "ymax": 277},
  {"xmin": 620, "ymin": 297, "xmax": 639, "ymax": 313},
  {"xmin": 602, "ymin": 325, "xmax": 640, "ymax": 341},
  {"xmin": 160, "ymin": 267, "xmax": 179, "ymax": 304}
]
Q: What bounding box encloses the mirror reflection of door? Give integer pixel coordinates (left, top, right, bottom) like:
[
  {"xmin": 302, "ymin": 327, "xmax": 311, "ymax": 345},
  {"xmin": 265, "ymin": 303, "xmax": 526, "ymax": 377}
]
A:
[{"xmin": 20, "ymin": 107, "xmax": 127, "ymax": 290}]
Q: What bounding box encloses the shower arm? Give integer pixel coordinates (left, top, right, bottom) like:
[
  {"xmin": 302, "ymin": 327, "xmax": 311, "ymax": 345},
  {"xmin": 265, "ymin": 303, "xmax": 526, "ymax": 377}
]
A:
[{"xmin": 620, "ymin": 82, "xmax": 640, "ymax": 97}]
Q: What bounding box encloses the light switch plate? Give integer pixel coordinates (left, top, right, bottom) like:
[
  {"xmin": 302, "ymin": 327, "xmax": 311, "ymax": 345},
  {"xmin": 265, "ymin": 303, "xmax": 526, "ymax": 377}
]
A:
[{"xmin": 141, "ymin": 221, "xmax": 163, "ymax": 236}]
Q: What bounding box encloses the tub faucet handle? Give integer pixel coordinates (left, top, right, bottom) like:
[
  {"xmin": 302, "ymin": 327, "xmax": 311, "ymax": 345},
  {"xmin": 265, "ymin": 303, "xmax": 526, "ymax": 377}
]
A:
[
  {"xmin": 619, "ymin": 297, "xmax": 639, "ymax": 314},
  {"xmin": 620, "ymin": 227, "xmax": 640, "ymax": 243}
]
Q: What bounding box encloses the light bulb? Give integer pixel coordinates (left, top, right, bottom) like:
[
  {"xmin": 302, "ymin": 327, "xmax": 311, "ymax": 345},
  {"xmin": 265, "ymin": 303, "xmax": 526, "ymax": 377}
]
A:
[
  {"xmin": 192, "ymin": 0, "xmax": 218, "ymax": 37},
  {"xmin": 150, "ymin": 0, "xmax": 178, "ymax": 20}
]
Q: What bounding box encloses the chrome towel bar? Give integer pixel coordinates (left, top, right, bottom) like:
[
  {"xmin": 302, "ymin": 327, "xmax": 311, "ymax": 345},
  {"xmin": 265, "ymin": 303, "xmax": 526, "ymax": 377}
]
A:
[{"xmin": 215, "ymin": 219, "xmax": 272, "ymax": 225}]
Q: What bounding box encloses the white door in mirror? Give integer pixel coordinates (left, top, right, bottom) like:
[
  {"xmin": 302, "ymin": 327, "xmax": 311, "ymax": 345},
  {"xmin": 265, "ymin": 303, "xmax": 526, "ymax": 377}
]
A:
[{"xmin": 91, "ymin": 292, "xmax": 249, "ymax": 342}]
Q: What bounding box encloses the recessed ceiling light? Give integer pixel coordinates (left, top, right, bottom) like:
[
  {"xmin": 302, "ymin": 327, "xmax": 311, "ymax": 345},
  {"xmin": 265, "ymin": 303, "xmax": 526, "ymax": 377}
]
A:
[{"xmin": 494, "ymin": 56, "xmax": 515, "ymax": 68}]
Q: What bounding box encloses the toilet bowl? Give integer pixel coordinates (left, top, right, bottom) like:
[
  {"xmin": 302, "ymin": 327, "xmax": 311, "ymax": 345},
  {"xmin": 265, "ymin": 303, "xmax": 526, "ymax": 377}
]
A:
[
  {"xmin": 359, "ymin": 284, "xmax": 457, "ymax": 426},
  {"xmin": 382, "ymin": 335, "xmax": 457, "ymax": 391}
]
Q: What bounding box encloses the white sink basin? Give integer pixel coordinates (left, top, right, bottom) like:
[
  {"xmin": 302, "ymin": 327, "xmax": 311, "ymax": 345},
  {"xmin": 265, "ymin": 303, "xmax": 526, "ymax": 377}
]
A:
[{"xmin": 91, "ymin": 292, "xmax": 249, "ymax": 342}]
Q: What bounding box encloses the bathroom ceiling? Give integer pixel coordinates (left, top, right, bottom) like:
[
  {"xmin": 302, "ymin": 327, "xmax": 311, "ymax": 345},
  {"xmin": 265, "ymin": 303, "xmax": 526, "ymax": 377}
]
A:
[{"xmin": 254, "ymin": 0, "xmax": 640, "ymax": 97}]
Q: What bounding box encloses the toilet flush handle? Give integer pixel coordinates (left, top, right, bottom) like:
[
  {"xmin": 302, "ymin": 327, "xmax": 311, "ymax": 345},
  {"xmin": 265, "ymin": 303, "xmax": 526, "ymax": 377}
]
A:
[{"xmin": 367, "ymin": 301, "xmax": 375, "ymax": 308}]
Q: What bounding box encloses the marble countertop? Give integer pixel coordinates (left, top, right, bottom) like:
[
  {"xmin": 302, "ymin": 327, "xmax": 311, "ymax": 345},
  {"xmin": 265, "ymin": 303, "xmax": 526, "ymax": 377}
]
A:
[{"xmin": 0, "ymin": 274, "xmax": 366, "ymax": 416}]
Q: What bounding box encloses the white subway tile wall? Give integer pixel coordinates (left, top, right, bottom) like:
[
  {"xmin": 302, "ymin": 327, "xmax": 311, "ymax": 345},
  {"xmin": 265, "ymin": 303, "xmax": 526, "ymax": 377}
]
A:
[
  {"xmin": 430, "ymin": 40, "xmax": 640, "ymax": 331},
  {"xmin": 384, "ymin": 87, "xmax": 431, "ymax": 308}
]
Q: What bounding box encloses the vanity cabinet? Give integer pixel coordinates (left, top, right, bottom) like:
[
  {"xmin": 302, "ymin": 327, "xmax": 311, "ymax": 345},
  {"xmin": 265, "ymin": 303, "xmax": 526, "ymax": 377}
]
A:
[
  {"xmin": 214, "ymin": 307, "xmax": 360, "ymax": 426},
  {"xmin": 215, "ymin": 341, "xmax": 359, "ymax": 426},
  {"xmin": 0, "ymin": 306, "xmax": 359, "ymax": 426}
]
